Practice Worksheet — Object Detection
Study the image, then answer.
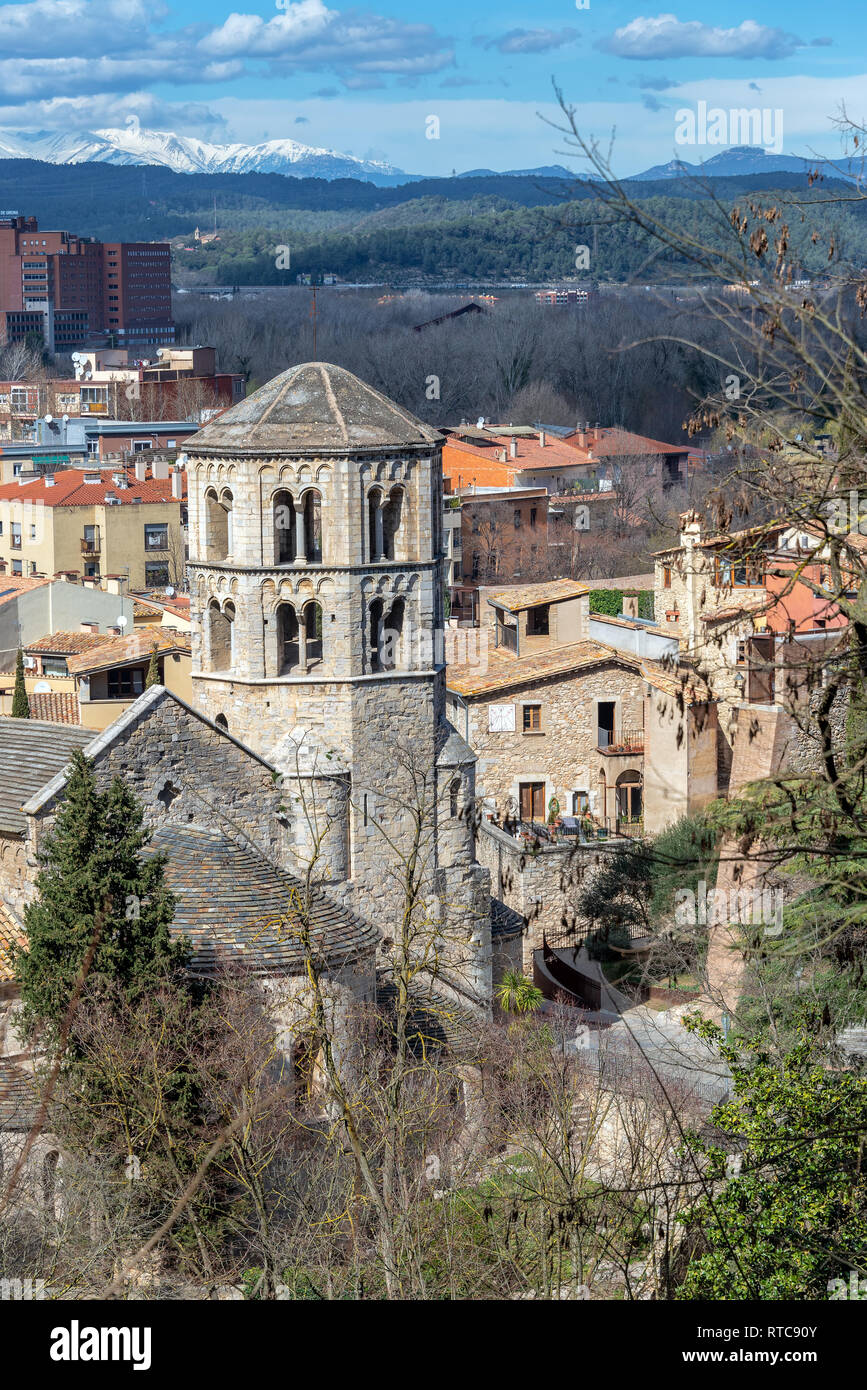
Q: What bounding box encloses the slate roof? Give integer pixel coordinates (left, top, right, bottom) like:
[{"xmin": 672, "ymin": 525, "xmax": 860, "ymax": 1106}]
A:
[
  {"xmin": 187, "ymin": 362, "xmax": 442, "ymax": 454},
  {"xmin": 491, "ymin": 897, "xmax": 526, "ymax": 939},
  {"xmin": 375, "ymin": 977, "xmax": 487, "ymax": 1061},
  {"xmin": 148, "ymin": 824, "xmax": 376, "ymax": 977},
  {"xmin": 0, "ymin": 717, "xmax": 94, "ymax": 834}
]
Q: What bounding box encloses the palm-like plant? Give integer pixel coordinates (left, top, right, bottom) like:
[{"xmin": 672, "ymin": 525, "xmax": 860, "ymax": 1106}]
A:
[{"xmin": 496, "ymin": 970, "xmax": 543, "ymax": 1014}]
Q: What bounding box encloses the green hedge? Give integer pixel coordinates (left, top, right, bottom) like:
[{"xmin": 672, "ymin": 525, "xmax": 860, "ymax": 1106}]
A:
[{"xmin": 588, "ymin": 589, "xmax": 655, "ymax": 620}]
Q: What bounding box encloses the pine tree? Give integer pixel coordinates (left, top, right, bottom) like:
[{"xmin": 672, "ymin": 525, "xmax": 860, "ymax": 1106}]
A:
[
  {"xmin": 145, "ymin": 643, "xmax": 160, "ymax": 688},
  {"xmin": 11, "ymin": 646, "xmax": 30, "ymax": 718},
  {"xmin": 16, "ymin": 749, "xmax": 186, "ymax": 1039}
]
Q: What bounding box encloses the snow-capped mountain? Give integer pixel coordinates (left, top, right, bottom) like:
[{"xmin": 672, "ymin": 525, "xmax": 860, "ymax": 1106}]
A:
[
  {"xmin": 0, "ymin": 126, "xmax": 410, "ymax": 184},
  {"xmin": 628, "ymin": 145, "xmax": 857, "ymax": 183}
]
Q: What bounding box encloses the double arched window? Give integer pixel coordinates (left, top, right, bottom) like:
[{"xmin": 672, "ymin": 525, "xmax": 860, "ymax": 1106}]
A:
[
  {"xmin": 367, "ymin": 485, "xmax": 404, "ymax": 562},
  {"xmin": 277, "ymin": 599, "xmax": 323, "ymax": 674},
  {"xmin": 273, "ymin": 489, "xmax": 322, "ymax": 565}
]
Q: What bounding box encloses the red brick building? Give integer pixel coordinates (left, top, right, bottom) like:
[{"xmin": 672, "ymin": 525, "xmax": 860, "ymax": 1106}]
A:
[{"xmin": 0, "ymin": 215, "xmax": 174, "ymax": 353}]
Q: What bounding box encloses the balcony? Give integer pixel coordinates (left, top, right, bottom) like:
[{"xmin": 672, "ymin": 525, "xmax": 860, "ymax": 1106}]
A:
[
  {"xmin": 81, "ymin": 537, "xmax": 101, "ymax": 556},
  {"xmin": 598, "ymin": 727, "xmax": 644, "ymax": 754}
]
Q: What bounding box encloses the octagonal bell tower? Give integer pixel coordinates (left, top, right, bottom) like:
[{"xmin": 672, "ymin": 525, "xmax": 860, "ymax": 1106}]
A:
[{"xmin": 184, "ymin": 363, "xmax": 483, "ymax": 952}]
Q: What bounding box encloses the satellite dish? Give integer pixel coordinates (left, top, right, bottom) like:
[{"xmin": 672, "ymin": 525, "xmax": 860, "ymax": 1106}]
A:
[
  {"xmin": 476, "ymin": 416, "xmax": 485, "ymax": 428},
  {"xmin": 84, "ymin": 371, "xmax": 92, "ymax": 380},
  {"xmin": 44, "ymin": 413, "xmax": 53, "ymax": 424},
  {"xmin": 116, "ymin": 615, "xmax": 128, "ymax": 628},
  {"xmin": 164, "ymin": 586, "xmax": 176, "ymax": 598},
  {"xmin": 33, "ymin": 680, "xmax": 50, "ymax": 694}
]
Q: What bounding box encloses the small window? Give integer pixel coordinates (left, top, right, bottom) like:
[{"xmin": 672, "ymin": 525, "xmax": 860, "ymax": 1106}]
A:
[
  {"xmin": 527, "ymin": 604, "xmax": 549, "ymax": 636},
  {"xmin": 107, "ymin": 667, "xmax": 145, "ymax": 698},
  {"xmin": 736, "ymin": 641, "xmax": 747, "ymax": 665},
  {"xmin": 145, "ymin": 562, "xmax": 170, "ymax": 586},
  {"xmin": 530, "ymin": 507, "xmax": 537, "ymax": 526},
  {"xmin": 513, "ymin": 508, "xmax": 521, "ymax": 529},
  {"xmin": 523, "ymin": 704, "xmax": 542, "ymax": 732},
  {"xmin": 144, "ymin": 523, "xmax": 168, "ymax": 551},
  {"xmin": 663, "ymin": 565, "xmax": 672, "ymax": 588},
  {"xmin": 572, "ymin": 791, "xmax": 590, "ymax": 815}
]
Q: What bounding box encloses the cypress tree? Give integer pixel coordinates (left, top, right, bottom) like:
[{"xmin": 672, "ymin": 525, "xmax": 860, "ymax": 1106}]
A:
[
  {"xmin": 11, "ymin": 646, "xmax": 30, "ymax": 718},
  {"xmin": 16, "ymin": 749, "xmax": 186, "ymax": 1039},
  {"xmin": 145, "ymin": 643, "xmax": 160, "ymax": 688}
]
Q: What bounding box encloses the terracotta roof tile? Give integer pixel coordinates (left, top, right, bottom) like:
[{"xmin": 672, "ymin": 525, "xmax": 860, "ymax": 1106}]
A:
[
  {"xmin": 26, "ymin": 631, "xmax": 113, "ymax": 655},
  {"xmin": 0, "ymin": 467, "xmax": 184, "ymax": 508},
  {"xmin": 447, "ymin": 638, "xmax": 640, "ymax": 697},
  {"xmin": 485, "ymin": 578, "xmax": 589, "ymax": 611},
  {"xmin": 0, "ymin": 577, "xmax": 50, "ymax": 607},
  {"xmin": 67, "ymin": 628, "xmax": 191, "ymax": 676},
  {"xmin": 27, "ymin": 691, "xmax": 81, "ymax": 724}
]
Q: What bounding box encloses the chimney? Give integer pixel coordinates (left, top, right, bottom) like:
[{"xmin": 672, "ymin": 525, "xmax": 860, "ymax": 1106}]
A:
[
  {"xmin": 79, "ymin": 620, "xmax": 99, "ymax": 633},
  {"xmin": 499, "ymin": 448, "xmax": 507, "ymax": 463},
  {"xmin": 134, "ymin": 456, "xmax": 147, "ymax": 483},
  {"xmin": 578, "ymin": 428, "xmax": 587, "ymax": 448},
  {"xmin": 153, "ymin": 458, "xmax": 170, "ymax": 480},
  {"xmin": 538, "ymin": 430, "xmax": 546, "ymax": 448},
  {"xmin": 171, "ymin": 468, "xmax": 183, "ymax": 500},
  {"xmin": 103, "ymin": 575, "xmax": 124, "ymax": 595},
  {"xmin": 509, "ymin": 437, "xmax": 518, "ymax": 459},
  {"xmin": 679, "ymin": 509, "xmax": 702, "ymax": 546},
  {"xmin": 593, "ymin": 422, "xmax": 600, "ymax": 442}
]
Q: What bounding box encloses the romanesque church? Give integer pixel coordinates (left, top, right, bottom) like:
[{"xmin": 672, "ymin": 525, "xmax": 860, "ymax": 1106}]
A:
[{"xmin": 0, "ymin": 365, "xmax": 523, "ymax": 1072}]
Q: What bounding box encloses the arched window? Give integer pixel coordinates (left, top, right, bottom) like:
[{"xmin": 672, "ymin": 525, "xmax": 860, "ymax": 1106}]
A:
[
  {"xmin": 368, "ymin": 597, "xmax": 384, "ymax": 672},
  {"xmin": 301, "ymin": 490, "xmax": 322, "ymax": 564},
  {"xmin": 382, "ymin": 486, "xmax": 404, "ymax": 560},
  {"xmin": 449, "ymin": 777, "xmax": 460, "ymax": 818},
  {"xmin": 278, "ymin": 603, "xmax": 299, "ymax": 674},
  {"xmin": 208, "ymin": 599, "xmax": 232, "ymax": 671},
  {"xmin": 380, "ymin": 596, "xmax": 405, "ymax": 671},
  {"xmin": 368, "ymin": 488, "xmax": 384, "ymax": 562},
  {"xmin": 205, "ymin": 488, "xmax": 226, "ymax": 562},
  {"xmin": 215, "ymin": 713, "xmax": 229, "ymax": 732},
  {"xmin": 273, "ymin": 489, "xmax": 295, "ymax": 565},
  {"xmin": 303, "ymin": 600, "xmax": 323, "ymax": 667}
]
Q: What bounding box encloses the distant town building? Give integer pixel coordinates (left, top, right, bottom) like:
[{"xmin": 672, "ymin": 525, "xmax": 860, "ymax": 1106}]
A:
[
  {"xmin": 0, "ymin": 214, "xmax": 174, "ymax": 352},
  {"xmin": 533, "ymin": 288, "xmax": 589, "ymax": 306}
]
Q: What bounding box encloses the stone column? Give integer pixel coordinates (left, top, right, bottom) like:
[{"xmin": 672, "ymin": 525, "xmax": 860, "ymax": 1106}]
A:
[
  {"xmin": 374, "ymin": 501, "xmax": 385, "ymax": 561},
  {"xmin": 299, "ymin": 608, "xmax": 308, "ymax": 672},
  {"xmin": 295, "ymin": 499, "xmax": 306, "ymax": 561}
]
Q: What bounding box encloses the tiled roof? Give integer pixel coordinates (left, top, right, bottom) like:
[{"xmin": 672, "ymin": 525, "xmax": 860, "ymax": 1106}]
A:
[
  {"xmin": 448, "ymin": 638, "xmax": 640, "ymax": 697},
  {"xmin": 0, "ymin": 577, "xmax": 50, "ymax": 607},
  {"xmin": 0, "ymin": 900, "xmax": 24, "ymax": 984},
  {"xmin": 26, "ymin": 631, "xmax": 113, "ymax": 656},
  {"xmin": 376, "ymin": 977, "xmax": 487, "ymax": 1060},
  {"xmin": 148, "ymin": 824, "xmax": 376, "ymax": 977},
  {"xmin": 0, "ymin": 1059, "xmax": 39, "ymax": 1131},
  {"xmin": 27, "ymin": 691, "xmax": 81, "ymax": 725},
  {"xmin": 564, "ymin": 426, "xmax": 690, "ymax": 458},
  {"xmin": 590, "ymin": 612, "xmax": 670, "ymax": 638},
  {"xmin": 491, "ymin": 898, "xmax": 526, "ymax": 938},
  {"xmin": 67, "ymin": 628, "xmax": 191, "ymax": 676},
  {"xmin": 640, "ymin": 659, "xmax": 710, "ymax": 703},
  {"xmin": 583, "ymin": 573, "xmax": 655, "ymax": 591},
  {"xmin": 485, "ymin": 578, "xmax": 589, "ymax": 611},
  {"xmin": 0, "ymin": 717, "xmax": 94, "ymax": 834},
  {"xmin": 0, "ymin": 467, "xmax": 184, "ymax": 508}
]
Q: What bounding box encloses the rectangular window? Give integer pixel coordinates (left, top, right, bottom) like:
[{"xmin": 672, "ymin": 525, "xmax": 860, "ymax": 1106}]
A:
[
  {"xmin": 107, "ymin": 667, "xmax": 145, "ymax": 699},
  {"xmin": 144, "ymin": 523, "xmax": 168, "ymax": 551},
  {"xmin": 513, "ymin": 508, "xmax": 521, "ymax": 529},
  {"xmin": 11, "ymin": 559, "xmax": 22, "ymax": 575},
  {"xmin": 41, "ymin": 656, "xmax": 69, "ymax": 676},
  {"xmin": 145, "ymin": 561, "xmax": 170, "ymax": 586},
  {"xmin": 527, "ymin": 604, "xmax": 549, "ymax": 636},
  {"xmin": 529, "ymin": 507, "xmax": 537, "ymax": 526},
  {"xmin": 10, "ymin": 524, "xmax": 21, "ymax": 549},
  {"xmin": 522, "ymin": 703, "xmax": 542, "ymax": 732},
  {"xmin": 663, "ymin": 565, "xmax": 672, "ymax": 588}
]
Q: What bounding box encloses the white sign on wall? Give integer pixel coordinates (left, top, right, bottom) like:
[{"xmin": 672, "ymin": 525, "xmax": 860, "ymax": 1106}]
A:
[{"xmin": 488, "ymin": 704, "xmax": 515, "ymax": 732}]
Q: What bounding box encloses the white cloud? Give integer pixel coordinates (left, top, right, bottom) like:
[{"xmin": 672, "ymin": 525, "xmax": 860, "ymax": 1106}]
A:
[{"xmin": 598, "ymin": 15, "xmax": 809, "ymax": 61}]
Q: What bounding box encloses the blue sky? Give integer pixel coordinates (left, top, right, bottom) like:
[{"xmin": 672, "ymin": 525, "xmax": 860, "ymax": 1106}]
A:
[{"xmin": 0, "ymin": 0, "xmax": 862, "ymax": 174}]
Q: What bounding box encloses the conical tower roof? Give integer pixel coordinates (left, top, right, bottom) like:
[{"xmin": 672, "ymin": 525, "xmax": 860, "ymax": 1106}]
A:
[{"xmin": 187, "ymin": 361, "xmax": 441, "ymax": 454}]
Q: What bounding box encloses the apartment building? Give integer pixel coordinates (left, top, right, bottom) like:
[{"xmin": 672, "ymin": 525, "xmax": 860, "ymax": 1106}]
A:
[
  {"xmin": 0, "ymin": 215, "xmax": 174, "ymax": 352},
  {"xmin": 0, "ymin": 461, "xmax": 186, "ymax": 589}
]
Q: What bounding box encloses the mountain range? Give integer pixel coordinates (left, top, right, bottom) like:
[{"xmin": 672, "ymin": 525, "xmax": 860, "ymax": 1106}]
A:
[
  {"xmin": 0, "ymin": 126, "xmax": 411, "ymax": 185},
  {"xmin": 0, "ymin": 128, "xmax": 855, "ymax": 188}
]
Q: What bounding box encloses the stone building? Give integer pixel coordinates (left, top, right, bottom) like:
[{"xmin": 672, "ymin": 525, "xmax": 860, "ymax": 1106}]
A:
[{"xmin": 182, "ymin": 362, "xmax": 515, "ymax": 1009}]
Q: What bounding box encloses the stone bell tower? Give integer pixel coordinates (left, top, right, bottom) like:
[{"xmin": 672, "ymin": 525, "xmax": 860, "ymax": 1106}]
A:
[{"xmin": 184, "ymin": 362, "xmax": 491, "ymax": 999}]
